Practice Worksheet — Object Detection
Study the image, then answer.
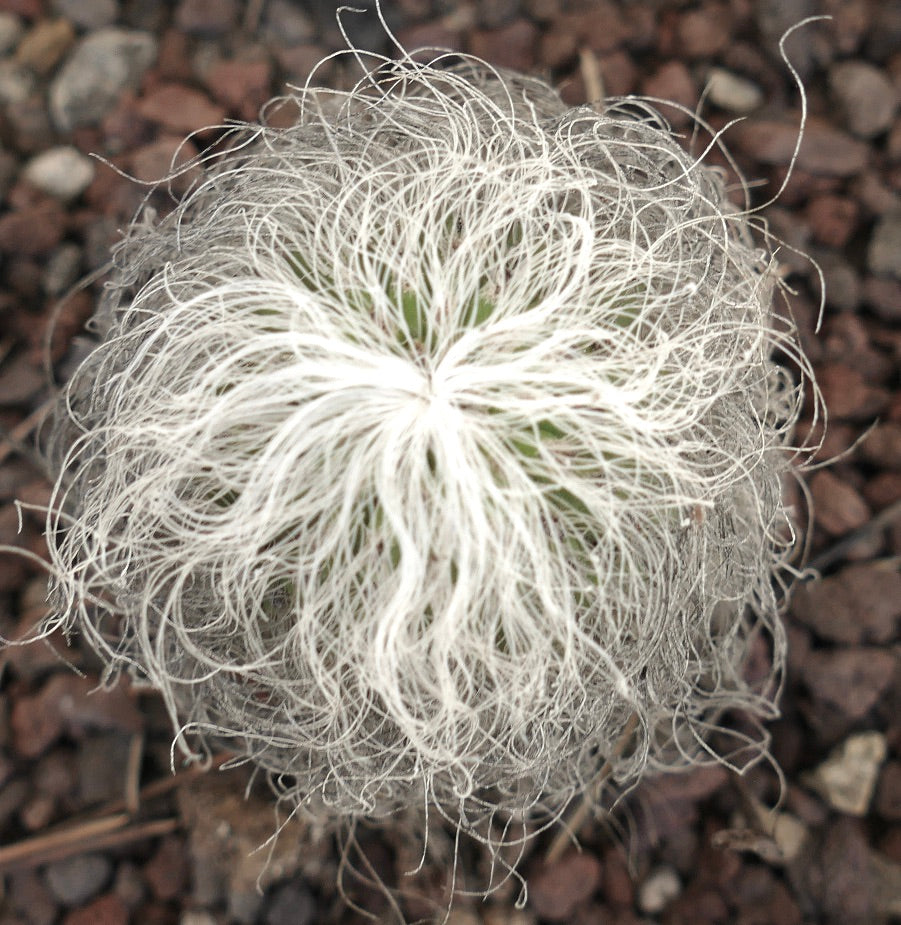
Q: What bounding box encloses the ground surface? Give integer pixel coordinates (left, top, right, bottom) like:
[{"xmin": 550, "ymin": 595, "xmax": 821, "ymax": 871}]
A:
[{"xmin": 0, "ymin": 0, "xmax": 899, "ymax": 923}]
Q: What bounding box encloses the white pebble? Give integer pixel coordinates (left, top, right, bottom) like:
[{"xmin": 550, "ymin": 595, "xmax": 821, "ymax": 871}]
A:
[
  {"xmin": 638, "ymin": 866, "xmax": 681, "ymax": 915},
  {"xmin": 706, "ymin": 68, "xmax": 764, "ymax": 114},
  {"xmin": 23, "ymin": 145, "xmax": 95, "ymax": 201}
]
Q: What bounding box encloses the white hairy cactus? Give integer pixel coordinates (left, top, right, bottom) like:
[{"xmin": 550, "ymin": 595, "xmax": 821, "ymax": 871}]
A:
[{"xmin": 41, "ymin": 50, "xmax": 812, "ymax": 835}]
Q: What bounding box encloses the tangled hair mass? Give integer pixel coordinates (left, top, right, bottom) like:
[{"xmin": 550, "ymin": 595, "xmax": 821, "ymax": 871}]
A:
[{"xmin": 41, "ymin": 49, "xmax": 815, "ymax": 847}]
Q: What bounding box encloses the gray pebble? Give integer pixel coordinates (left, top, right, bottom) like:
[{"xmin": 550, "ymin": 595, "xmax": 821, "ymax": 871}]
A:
[
  {"xmin": 23, "ymin": 145, "xmax": 95, "ymax": 201},
  {"xmin": 49, "ymin": 27, "xmax": 157, "ymax": 131},
  {"xmin": 44, "ymin": 853, "xmax": 112, "ymax": 906},
  {"xmin": 0, "ymin": 60, "xmax": 36, "ymax": 105},
  {"xmin": 869, "ymin": 212, "xmax": 901, "ymax": 278},
  {"xmin": 52, "ymin": 0, "xmax": 120, "ymax": 30},
  {"xmin": 265, "ymin": 881, "xmax": 316, "ymax": 925},
  {"xmin": 261, "ymin": 0, "xmax": 315, "ymax": 46},
  {"xmin": 830, "ymin": 60, "xmax": 898, "ymax": 139},
  {"xmin": 0, "ymin": 12, "xmax": 24, "ymax": 55},
  {"xmin": 43, "ymin": 243, "xmax": 84, "ymax": 296}
]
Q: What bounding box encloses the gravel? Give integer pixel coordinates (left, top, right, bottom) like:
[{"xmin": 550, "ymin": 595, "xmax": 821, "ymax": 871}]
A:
[{"xmin": 0, "ymin": 2, "xmax": 899, "ymax": 924}]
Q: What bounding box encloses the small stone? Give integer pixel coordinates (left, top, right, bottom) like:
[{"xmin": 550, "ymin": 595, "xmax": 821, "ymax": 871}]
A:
[
  {"xmin": 477, "ymin": 0, "xmax": 520, "ymax": 29},
  {"xmin": 528, "ymin": 852, "xmax": 602, "ymax": 922},
  {"xmin": 396, "ymin": 22, "xmax": 464, "ymax": 61},
  {"xmin": 705, "ymin": 67, "xmax": 763, "ymax": 114},
  {"xmin": 0, "ymin": 350, "xmax": 44, "ymax": 403},
  {"xmin": 641, "ymin": 60, "xmax": 697, "ymax": 127},
  {"xmin": 264, "ymin": 880, "xmax": 316, "ymax": 925},
  {"xmin": 43, "ymin": 242, "xmax": 83, "ymax": 295},
  {"xmin": 6, "ymin": 92, "xmax": 55, "ymax": 153},
  {"xmin": 0, "ymin": 0, "xmax": 42, "ymax": 18},
  {"xmin": 876, "ymin": 762, "xmax": 901, "ymax": 820},
  {"xmin": 597, "ymin": 50, "xmax": 637, "ymax": 97},
  {"xmin": 129, "ymin": 135, "xmax": 201, "ymax": 193},
  {"xmin": 175, "ymin": 0, "xmax": 238, "ymax": 36},
  {"xmin": 861, "ymin": 422, "xmax": 901, "ymax": 469},
  {"xmin": 8, "ymin": 869, "xmax": 58, "ymax": 925},
  {"xmin": 15, "ymin": 17, "xmax": 74, "ymax": 74},
  {"xmin": 180, "ymin": 913, "xmax": 218, "ymax": 925},
  {"xmin": 11, "ymin": 673, "xmax": 142, "ymax": 757},
  {"xmin": 23, "ymin": 145, "xmax": 95, "ymax": 201},
  {"xmin": 137, "ymin": 82, "xmax": 226, "ymax": 134},
  {"xmin": 204, "ymin": 58, "xmax": 272, "ymax": 121},
  {"xmin": 818, "ymin": 258, "xmax": 862, "ymax": 312},
  {"xmin": 52, "ymin": 0, "xmax": 119, "ymax": 30},
  {"xmin": 806, "ymin": 194, "xmax": 858, "ymax": 249},
  {"xmin": 0, "ymin": 12, "xmax": 24, "ymax": 54},
  {"xmin": 0, "ymin": 58, "xmax": 36, "ymax": 104},
  {"xmin": 637, "ymin": 866, "xmax": 681, "ymax": 915},
  {"xmin": 868, "ymin": 211, "xmax": 901, "ymax": 277},
  {"xmin": 734, "ymin": 115, "xmax": 869, "ymax": 176},
  {"xmin": 676, "ymin": 3, "xmax": 731, "ymax": 58},
  {"xmin": 468, "ymin": 18, "xmax": 538, "ymax": 72},
  {"xmin": 49, "ymin": 27, "xmax": 158, "ymax": 131},
  {"xmin": 113, "ymin": 862, "xmax": 146, "ymax": 909},
  {"xmin": 77, "ymin": 732, "xmax": 134, "ymax": 803},
  {"xmin": 818, "ymin": 818, "xmax": 875, "ymax": 922},
  {"xmin": 791, "ymin": 564, "xmax": 901, "ymax": 645},
  {"xmin": 829, "ymin": 60, "xmax": 898, "ymax": 139},
  {"xmin": 808, "ymin": 470, "xmax": 870, "ymax": 535},
  {"xmin": 144, "ymin": 836, "xmax": 189, "ymax": 901},
  {"xmin": 802, "ymin": 647, "xmax": 896, "ymax": 721},
  {"xmin": 815, "ymin": 363, "xmax": 882, "ymax": 420},
  {"xmin": 807, "ymin": 731, "xmax": 888, "ymax": 815},
  {"xmin": 61, "ymin": 893, "xmax": 128, "ymax": 925},
  {"xmin": 260, "ymin": 0, "xmax": 314, "ymax": 46},
  {"xmin": 864, "ymin": 276, "xmax": 901, "ymax": 322},
  {"xmin": 45, "ymin": 854, "xmax": 112, "ymax": 906}
]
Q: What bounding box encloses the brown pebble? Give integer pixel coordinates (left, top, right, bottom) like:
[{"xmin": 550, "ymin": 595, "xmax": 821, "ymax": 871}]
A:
[
  {"xmin": 469, "ymin": 18, "xmax": 538, "ymax": 72},
  {"xmin": 175, "ymin": 0, "xmax": 238, "ymax": 36},
  {"xmin": 791, "ymin": 564, "xmax": 901, "ymax": 645},
  {"xmin": 675, "ymin": 3, "xmax": 732, "ymax": 58},
  {"xmin": 205, "ymin": 58, "xmax": 273, "ymax": 121},
  {"xmin": 861, "ymin": 422, "xmax": 901, "ymax": 469},
  {"xmin": 806, "ymin": 194, "xmax": 859, "ymax": 249},
  {"xmin": 809, "ymin": 470, "xmax": 870, "ymax": 536},
  {"xmin": 62, "ymin": 894, "xmax": 129, "ymax": 925},
  {"xmin": 733, "ymin": 115, "xmax": 869, "ymax": 176},
  {"xmin": 15, "ymin": 18, "xmax": 75, "ymax": 75},
  {"xmin": 864, "ymin": 471, "xmax": 901, "ymax": 508},
  {"xmin": 875, "ymin": 761, "xmax": 901, "ymax": 821},
  {"xmin": 640, "ymin": 60, "xmax": 697, "ymax": 127},
  {"xmin": 137, "ymin": 82, "xmax": 226, "ymax": 134},
  {"xmin": 816, "ymin": 363, "xmax": 885, "ymax": 420},
  {"xmin": 11, "ymin": 673, "xmax": 143, "ymax": 758},
  {"xmin": 0, "ymin": 199, "xmax": 66, "ymax": 256},
  {"xmin": 143, "ymin": 836, "xmax": 189, "ymax": 901},
  {"xmin": 529, "ymin": 852, "xmax": 602, "ymax": 922},
  {"xmin": 129, "ymin": 135, "xmax": 201, "ymax": 194},
  {"xmin": 863, "ymin": 275, "xmax": 901, "ymax": 322},
  {"xmin": 0, "ymin": 351, "xmax": 44, "ymax": 405},
  {"xmin": 802, "ymin": 647, "xmax": 896, "ymax": 721}
]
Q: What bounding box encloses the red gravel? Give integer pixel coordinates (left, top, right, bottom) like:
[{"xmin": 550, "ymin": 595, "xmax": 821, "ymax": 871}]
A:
[{"xmin": 0, "ymin": 2, "xmax": 899, "ymax": 924}]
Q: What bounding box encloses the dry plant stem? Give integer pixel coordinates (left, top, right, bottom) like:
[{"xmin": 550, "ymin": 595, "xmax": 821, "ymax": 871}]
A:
[
  {"xmin": 578, "ymin": 48, "xmax": 604, "ymax": 106},
  {"xmin": 0, "ymin": 816, "xmax": 178, "ymax": 873},
  {"xmin": 544, "ymin": 711, "xmax": 639, "ymax": 864}
]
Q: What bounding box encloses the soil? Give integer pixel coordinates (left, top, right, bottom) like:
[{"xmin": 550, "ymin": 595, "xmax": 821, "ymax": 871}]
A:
[{"xmin": 0, "ymin": 1, "xmax": 899, "ymax": 924}]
